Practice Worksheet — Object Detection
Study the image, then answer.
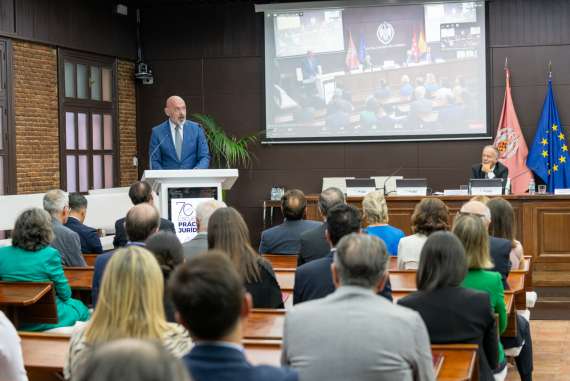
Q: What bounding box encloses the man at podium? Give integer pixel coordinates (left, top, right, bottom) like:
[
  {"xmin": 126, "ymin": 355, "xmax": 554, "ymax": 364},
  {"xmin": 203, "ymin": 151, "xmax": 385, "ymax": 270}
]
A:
[{"xmin": 149, "ymin": 96, "xmax": 210, "ymax": 170}]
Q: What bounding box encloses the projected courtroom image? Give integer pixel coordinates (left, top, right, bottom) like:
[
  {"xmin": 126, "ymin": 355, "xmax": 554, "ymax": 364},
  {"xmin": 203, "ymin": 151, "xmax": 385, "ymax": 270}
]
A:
[{"xmin": 264, "ymin": 1, "xmax": 487, "ymax": 142}]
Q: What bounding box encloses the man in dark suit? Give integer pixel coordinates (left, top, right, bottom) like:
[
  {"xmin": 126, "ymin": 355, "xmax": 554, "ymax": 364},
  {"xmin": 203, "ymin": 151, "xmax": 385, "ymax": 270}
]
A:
[
  {"xmin": 471, "ymin": 145, "xmax": 509, "ymax": 181},
  {"xmin": 93, "ymin": 203, "xmax": 160, "ymax": 305},
  {"xmin": 113, "ymin": 181, "xmax": 175, "ymax": 248},
  {"xmin": 298, "ymin": 187, "xmax": 345, "ymax": 266},
  {"xmin": 259, "ymin": 189, "xmax": 321, "ymax": 255},
  {"xmin": 65, "ymin": 192, "xmax": 103, "ymax": 254},
  {"xmin": 460, "ymin": 201, "xmax": 511, "ymax": 288},
  {"xmin": 170, "ymin": 252, "xmax": 298, "ymax": 381},
  {"xmin": 148, "ymin": 95, "xmax": 210, "ymax": 170},
  {"xmin": 293, "ymin": 204, "xmax": 392, "ymax": 305}
]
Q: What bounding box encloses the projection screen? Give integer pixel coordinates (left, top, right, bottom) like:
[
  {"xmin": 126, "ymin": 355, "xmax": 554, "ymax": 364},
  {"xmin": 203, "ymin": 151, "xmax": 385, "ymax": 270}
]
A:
[{"xmin": 256, "ymin": 0, "xmax": 490, "ymax": 143}]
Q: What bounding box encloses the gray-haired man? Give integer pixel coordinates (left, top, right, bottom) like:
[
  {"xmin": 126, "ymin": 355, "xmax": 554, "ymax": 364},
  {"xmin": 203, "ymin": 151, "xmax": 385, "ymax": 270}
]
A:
[
  {"xmin": 282, "ymin": 233, "xmax": 434, "ymax": 381},
  {"xmin": 43, "ymin": 189, "xmax": 86, "ymax": 267},
  {"xmin": 182, "ymin": 199, "xmax": 226, "ymax": 260}
]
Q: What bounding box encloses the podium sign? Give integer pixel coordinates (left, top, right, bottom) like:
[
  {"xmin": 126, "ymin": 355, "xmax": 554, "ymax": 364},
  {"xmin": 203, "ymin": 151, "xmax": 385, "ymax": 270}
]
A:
[
  {"xmin": 396, "ymin": 179, "xmax": 428, "ymax": 196},
  {"xmin": 142, "ymin": 169, "xmax": 238, "ymax": 243}
]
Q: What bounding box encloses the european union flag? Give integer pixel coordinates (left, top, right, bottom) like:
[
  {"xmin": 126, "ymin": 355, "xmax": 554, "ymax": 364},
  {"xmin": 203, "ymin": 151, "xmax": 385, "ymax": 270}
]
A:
[{"xmin": 527, "ymin": 78, "xmax": 570, "ymax": 192}]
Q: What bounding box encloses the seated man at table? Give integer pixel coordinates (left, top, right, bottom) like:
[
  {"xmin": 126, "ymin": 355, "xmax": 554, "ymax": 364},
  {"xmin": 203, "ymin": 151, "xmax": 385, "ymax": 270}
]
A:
[
  {"xmin": 471, "ymin": 145, "xmax": 509, "ymax": 181},
  {"xmin": 93, "ymin": 203, "xmax": 160, "ymax": 305},
  {"xmin": 113, "ymin": 181, "xmax": 175, "ymax": 248},
  {"xmin": 65, "ymin": 193, "xmax": 103, "ymax": 254},
  {"xmin": 44, "ymin": 189, "xmax": 86, "ymax": 267},
  {"xmin": 298, "ymin": 187, "xmax": 345, "ymax": 266},
  {"xmin": 259, "ymin": 189, "xmax": 320, "ymax": 255},
  {"xmin": 294, "ymin": 204, "xmax": 392, "ymax": 304},
  {"xmin": 170, "ymin": 251, "xmax": 298, "ymax": 381},
  {"xmin": 283, "ymin": 233, "xmax": 434, "ymax": 381}
]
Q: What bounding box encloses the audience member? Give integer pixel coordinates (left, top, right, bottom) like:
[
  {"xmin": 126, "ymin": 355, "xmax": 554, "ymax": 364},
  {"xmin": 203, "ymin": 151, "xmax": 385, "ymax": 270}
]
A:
[
  {"xmin": 182, "ymin": 199, "xmax": 226, "ymax": 260},
  {"xmin": 453, "ymin": 214, "xmax": 508, "ymax": 377},
  {"xmin": 75, "ymin": 339, "xmax": 190, "ymax": 381},
  {"xmin": 487, "ymin": 198, "xmax": 523, "ymax": 269},
  {"xmin": 398, "ymin": 232, "xmax": 498, "ymax": 380},
  {"xmin": 283, "ymin": 233, "xmax": 434, "ymax": 381},
  {"xmin": 43, "ymin": 189, "xmax": 86, "ymax": 267},
  {"xmin": 397, "ymin": 197, "xmax": 449, "ymax": 269},
  {"xmin": 459, "ymin": 200, "xmax": 511, "ymax": 288},
  {"xmin": 65, "ymin": 192, "xmax": 103, "ymax": 254},
  {"xmin": 114, "ymin": 181, "xmax": 175, "ymax": 248},
  {"xmin": 146, "ymin": 231, "xmax": 185, "ymax": 322},
  {"xmin": 359, "ymin": 97, "xmax": 380, "ymax": 129},
  {"xmin": 170, "ymin": 252, "xmax": 298, "ymax": 381},
  {"xmin": 0, "ymin": 208, "xmax": 90, "ymax": 331},
  {"xmin": 362, "ymin": 191, "xmax": 404, "ymax": 256},
  {"xmin": 93, "ymin": 203, "xmax": 160, "ymax": 305},
  {"xmin": 399, "ymin": 74, "xmax": 414, "ymax": 98},
  {"xmin": 298, "ymin": 187, "xmax": 345, "ymax": 266},
  {"xmin": 209, "ymin": 207, "xmax": 283, "ymax": 308},
  {"xmin": 65, "ymin": 246, "xmax": 191, "ymax": 380},
  {"xmin": 0, "ymin": 311, "xmax": 28, "ymax": 381},
  {"xmin": 294, "ymin": 204, "xmax": 392, "ymax": 304},
  {"xmin": 259, "ymin": 189, "xmax": 320, "ymax": 255}
]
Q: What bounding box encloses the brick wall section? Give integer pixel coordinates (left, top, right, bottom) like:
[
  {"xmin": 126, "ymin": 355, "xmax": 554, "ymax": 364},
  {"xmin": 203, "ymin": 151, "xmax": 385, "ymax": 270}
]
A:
[
  {"xmin": 117, "ymin": 60, "xmax": 138, "ymax": 186},
  {"xmin": 13, "ymin": 41, "xmax": 60, "ymax": 193}
]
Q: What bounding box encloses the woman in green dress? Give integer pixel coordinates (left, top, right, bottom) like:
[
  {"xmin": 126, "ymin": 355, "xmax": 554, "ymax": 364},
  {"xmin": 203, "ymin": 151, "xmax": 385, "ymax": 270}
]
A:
[
  {"xmin": 0, "ymin": 208, "xmax": 90, "ymax": 331},
  {"xmin": 452, "ymin": 213, "xmax": 507, "ymax": 375}
]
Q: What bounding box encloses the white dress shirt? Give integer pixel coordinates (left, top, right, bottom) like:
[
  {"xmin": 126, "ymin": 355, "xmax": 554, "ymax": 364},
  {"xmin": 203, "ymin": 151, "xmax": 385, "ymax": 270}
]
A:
[
  {"xmin": 169, "ymin": 119, "xmax": 185, "ymax": 147},
  {"xmin": 0, "ymin": 311, "xmax": 28, "ymax": 381}
]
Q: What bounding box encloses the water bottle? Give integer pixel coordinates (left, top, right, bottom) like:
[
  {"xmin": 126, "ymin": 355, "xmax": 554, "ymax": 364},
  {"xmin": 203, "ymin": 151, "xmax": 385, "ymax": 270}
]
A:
[
  {"xmin": 505, "ymin": 178, "xmax": 511, "ymax": 195},
  {"xmin": 528, "ymin": 178, "xmax": 536, "ymax": 195}
]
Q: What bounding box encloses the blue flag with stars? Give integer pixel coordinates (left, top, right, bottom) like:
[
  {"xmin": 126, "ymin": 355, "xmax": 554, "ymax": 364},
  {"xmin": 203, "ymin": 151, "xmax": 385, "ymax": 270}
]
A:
[{"xmin": 527, "ymin": 79, "xmax": 570, "ymax": 192}]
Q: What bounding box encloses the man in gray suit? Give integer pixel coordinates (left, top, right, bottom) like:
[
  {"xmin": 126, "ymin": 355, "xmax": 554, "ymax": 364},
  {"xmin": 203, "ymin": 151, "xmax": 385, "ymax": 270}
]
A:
[
  {"xmin": 182, "ymin": 199, "xmax": 226, "ymax": 260},
  {"xmin": 43, "ymin": 189, "xmax": 86, "ymax": 267},
  {"xmin": 282, "ymin": 233, "xmax": 434, "ymax": 381}
]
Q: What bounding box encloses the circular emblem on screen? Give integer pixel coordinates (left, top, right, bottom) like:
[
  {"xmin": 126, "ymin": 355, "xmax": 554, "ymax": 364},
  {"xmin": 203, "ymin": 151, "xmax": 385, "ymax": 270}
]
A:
[
  {"xmin": 177, "ymin": 202, "xmax": 195, "ymax": 220},
  {"xmin": 377, "ymin": 22, "xmax": 395, "ymax": 45}
]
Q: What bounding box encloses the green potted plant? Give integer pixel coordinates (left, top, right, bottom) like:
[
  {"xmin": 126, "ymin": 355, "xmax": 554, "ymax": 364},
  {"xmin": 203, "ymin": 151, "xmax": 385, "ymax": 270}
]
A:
[{"xmin": 191, "ymin": 113, "xmax": 258, "ymax": 169}]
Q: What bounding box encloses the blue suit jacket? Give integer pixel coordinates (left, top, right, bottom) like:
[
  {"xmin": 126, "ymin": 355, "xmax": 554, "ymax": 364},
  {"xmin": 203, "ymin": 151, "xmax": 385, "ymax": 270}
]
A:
[
  {"xmin": 92, "ymin": 242, "xmax": 146, "ymax": 306},
  {"xmin": 149, "ymin": 120, "xmax": 210, "ymax": 170},
  {"xmin": 183, "ymin": 344, "xmax": 298, "ymax": 381},
  {"xmin": 65, "ymin": 217, "xmax": 103, "ymax": 254},
  {"xmin": 259, "ymin": 219, "xmax": 321, "ymax": 255},
  {"xmin": 293, "ymin": 251, "xmax": 393, "ymax": 305}
]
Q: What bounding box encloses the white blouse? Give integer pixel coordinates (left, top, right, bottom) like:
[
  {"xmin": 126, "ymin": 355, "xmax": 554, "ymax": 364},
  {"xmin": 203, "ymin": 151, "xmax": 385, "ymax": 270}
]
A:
[{"xmin": 0, "ymin": 311, "xmax": 28, "ymax": 381}]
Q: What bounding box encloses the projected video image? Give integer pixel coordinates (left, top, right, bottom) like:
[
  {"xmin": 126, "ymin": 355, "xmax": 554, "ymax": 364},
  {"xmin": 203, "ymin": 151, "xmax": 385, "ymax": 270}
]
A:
[{"xmin": 263, "ymin": 1, "xmax": 487, "ymax": 142}]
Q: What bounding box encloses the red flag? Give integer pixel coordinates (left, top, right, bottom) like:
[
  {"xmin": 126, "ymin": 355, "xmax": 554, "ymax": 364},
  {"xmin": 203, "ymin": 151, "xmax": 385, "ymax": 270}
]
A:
[
  {"xmin": 345, "ymin": 31, "xmax": 359, "ymax": 70},
  {"xmin": 411, "ymin": 31, "xmax": 419, "ymax": 62},
  {"xmin": 494, "ymin": 68, "xmax": 533, "ymax": 194}
]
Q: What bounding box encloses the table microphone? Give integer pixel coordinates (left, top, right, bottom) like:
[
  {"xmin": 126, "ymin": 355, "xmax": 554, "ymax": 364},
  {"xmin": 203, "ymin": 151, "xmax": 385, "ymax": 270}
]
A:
[
  {"xmin": 382, "ymin": 164, "xmax": 404, "ymax": 197},
  {"xmin": 149, "ymin": 133, "xmax": 168, "ymax": 170}
]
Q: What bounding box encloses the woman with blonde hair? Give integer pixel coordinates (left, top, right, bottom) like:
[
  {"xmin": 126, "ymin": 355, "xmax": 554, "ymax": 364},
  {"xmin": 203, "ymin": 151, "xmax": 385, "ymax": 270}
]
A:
[
  {"xmin": 397, "ymin": 197, "xmax": 449, "ymax": 269},
  {"xmin": 208, "ymin": 207, "xmax": 283, "ymax": 308},
  {"xmin": 453, "ymin": 214, "xmax": 508, "ymax": 377},
  {"xmin": 362, "ymin": 191, "xmax": 404, "ymax": 256},
  {"xmin": 64, "ymin": 246, "xmax": 191, "ymax": 380}
]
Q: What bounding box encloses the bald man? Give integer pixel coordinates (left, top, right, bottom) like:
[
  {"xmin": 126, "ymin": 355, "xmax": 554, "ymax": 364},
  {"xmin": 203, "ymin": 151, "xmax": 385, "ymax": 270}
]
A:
[{"xmin": 149, "ymin": 95, "xmax": 210, "ymax": 170}]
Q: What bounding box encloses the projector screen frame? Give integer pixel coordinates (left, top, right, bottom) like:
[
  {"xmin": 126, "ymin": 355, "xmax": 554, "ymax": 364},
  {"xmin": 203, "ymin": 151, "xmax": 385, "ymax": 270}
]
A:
[{"xmin": 258, "ymin": 0, "xmax": 493, "ymax": 145}]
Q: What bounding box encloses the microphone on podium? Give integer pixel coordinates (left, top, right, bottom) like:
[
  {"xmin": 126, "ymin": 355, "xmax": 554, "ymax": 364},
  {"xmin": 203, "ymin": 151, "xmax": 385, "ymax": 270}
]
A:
[{"xmin": 149, "ymin": 134, "xmax": 168, "ymax": 171}]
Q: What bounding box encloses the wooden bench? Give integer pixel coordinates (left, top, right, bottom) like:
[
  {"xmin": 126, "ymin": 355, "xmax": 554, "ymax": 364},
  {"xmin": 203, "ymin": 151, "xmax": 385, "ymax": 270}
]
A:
[
  {"xmin": 83, "ymin": 253, "xmax": 99, "ymax": 266},
  {"xmin": 243, "ymin": 309, "xmax": 286, "ymax": 340},
  {"xmin": 275, "ymin": 269, "xmax": 295, "ymax": 293},
  {"xmin": 64, "ymin": 267, "xmax": 94, "ymax": 306},
  {"xmin": 0, "ymin": 282, "xmax": 57, "ymax": 329},
  {"xmin": 262, "ymin": 254, "xmax": 298, "ymax": 270},
  {"xmin": 20, "ymin": 331, "xmax": 70, "ymax": 381}
]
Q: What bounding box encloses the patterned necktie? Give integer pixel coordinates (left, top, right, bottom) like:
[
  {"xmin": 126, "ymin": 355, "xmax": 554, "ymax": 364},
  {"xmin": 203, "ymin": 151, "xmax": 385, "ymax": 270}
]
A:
[{"xmin": 174, "ymin": 124, "xmax": 182, "ymax": 160}]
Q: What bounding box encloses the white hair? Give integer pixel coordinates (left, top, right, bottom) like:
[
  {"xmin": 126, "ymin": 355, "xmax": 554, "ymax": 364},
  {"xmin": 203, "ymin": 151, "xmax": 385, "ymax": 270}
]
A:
[
  {"xmin": 196, "ymin": 200, "xmax": 227, "ymax": 229},
  {"xmin": 43, "ymin": 189, "xmax": 69, "ymax": 216}
]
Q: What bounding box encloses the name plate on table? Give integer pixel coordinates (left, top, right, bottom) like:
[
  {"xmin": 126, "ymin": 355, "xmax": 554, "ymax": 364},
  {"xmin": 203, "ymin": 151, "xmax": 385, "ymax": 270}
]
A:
[
  {"xmin": 346, "ymin": 178, "xmax": 376, "ymax": 197},
  {"xmin": 554, "ymin": 188, "xmax": 570, "ymax": 195},
  {"xmin": 469, "ymin": 178, "xmax": 503, "ymax": 196},
  {"xmin": 396, "ymin": 179, "xmax": 428, "ymax": 196},
  {"xmin": 444, "ymin": 189, "xmax": 469, "ymax": 196}
]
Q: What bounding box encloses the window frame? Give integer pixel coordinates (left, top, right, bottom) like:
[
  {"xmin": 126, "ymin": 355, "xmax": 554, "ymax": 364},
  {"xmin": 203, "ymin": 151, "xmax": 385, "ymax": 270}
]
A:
[
  {"xmin": 0, "ymin": 38, "xmax": 16, "ymax": 195},
  {"xmin": 58, "ymin": 49, "xmax": 119, "ymax": 192}
]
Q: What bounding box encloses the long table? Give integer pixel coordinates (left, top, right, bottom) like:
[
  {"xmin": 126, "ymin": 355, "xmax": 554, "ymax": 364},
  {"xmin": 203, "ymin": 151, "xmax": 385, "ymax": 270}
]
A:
[{"xmin": 21, "ymin": 332, "xmax": 478, "ymax": 381}]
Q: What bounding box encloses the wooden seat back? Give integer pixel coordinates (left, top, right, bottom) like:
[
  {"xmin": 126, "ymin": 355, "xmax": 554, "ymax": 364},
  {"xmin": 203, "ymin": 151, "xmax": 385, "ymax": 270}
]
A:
[{"xmin": 0, "ymin": 282, "xmax": 57, "ymax": 327}]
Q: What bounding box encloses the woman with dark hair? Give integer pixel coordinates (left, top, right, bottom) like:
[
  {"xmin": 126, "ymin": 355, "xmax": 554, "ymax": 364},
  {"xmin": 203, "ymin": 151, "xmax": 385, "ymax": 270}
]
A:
[
  {"xmin": 146, "ymin": 231, "xmax": 185, "ymax": 322},
  {"xmin": 0, "ymin": 208, "xmax": 90, "ymax": 331},
  {"xmin": 397, "ymin": 197, "xmax": 449, "ymax": 269},
  {"xmin": 487, "ymin": 197, "xmax": 523, "ymax": 269},
  {"xmin": 398, "ymin": 232, "xmax": 498, "ymax": 381},
  {"xmin": 208, "ymin": 207, "xmax": 283, "ymax": 308}
]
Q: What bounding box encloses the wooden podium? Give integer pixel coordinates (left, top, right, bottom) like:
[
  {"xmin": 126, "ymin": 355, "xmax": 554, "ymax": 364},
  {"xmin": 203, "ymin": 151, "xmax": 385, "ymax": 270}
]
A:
[{"xmin": 142, "ymin": 169, "xmax": 238, "ymax": 242}]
